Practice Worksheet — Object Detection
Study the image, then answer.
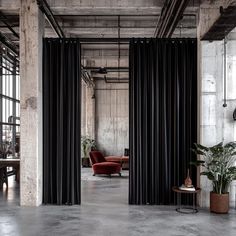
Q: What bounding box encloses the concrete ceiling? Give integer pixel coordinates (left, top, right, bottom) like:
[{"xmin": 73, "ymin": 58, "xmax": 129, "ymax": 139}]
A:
[
  {"xmin": 0, "ymin": 0, "xmax": 199, "ymax": 81},
  {"xmin": 0, "ymin": 0, "xmax": 199, "ymax": 40}
]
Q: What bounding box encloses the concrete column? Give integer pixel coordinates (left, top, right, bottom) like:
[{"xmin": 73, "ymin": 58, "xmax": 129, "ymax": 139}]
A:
[
  {"xmin": 20, "ymin": 0, "xmax": 44, "ymax": 206},
  {"xmin": 197, "ymin": 1, "xmax": 236, "ymax": 207}
]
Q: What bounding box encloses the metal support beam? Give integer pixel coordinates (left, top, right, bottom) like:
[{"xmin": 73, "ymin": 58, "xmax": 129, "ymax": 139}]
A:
[
  {"xmin": 37, "ymin": 0, "xmax": 65, "ymax": 38},
  {"xmin": 0, "ymin": 11, "xmax": 19, "ymax": 39},
  {"xmin": 0, "ymin": 32, "xmax": 18, "ymax": 56},
  {"xmin": 154, "ymin": 0, "xmax": 190, "ymax": 38},
  {"xmin": 0, "ymin": 94, "xmax": 20, "ymax": 103},
  {"xmin": 0, "ymin": 48, "xmax": 20, "ymax": 66},
  {"xmin": 201, "ymin": 4, "xmax": 236, "ymax": 40}
]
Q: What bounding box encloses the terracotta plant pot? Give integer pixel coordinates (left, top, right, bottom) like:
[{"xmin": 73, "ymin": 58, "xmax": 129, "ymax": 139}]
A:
[{"xmin": 210, "ymin": 192, "xmax": 229, "ymax": 214}]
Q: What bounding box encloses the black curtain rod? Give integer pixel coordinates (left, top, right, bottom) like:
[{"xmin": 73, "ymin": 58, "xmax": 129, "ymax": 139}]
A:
[
  {"xmin": 44, "ymin": 37, "xmax": 129, "ymax": 42},
  {"xmin": 54, "ymin": 14, "xmax": 160, "ymax": 17},
  {"xmin": 44, "ymin": 37, "xmax": 197, "ymax": 43}
]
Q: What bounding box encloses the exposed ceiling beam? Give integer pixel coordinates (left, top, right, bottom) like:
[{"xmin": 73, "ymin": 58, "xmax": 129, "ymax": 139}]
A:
[
  {"xmin": 201, "ymin": 3, "xmax": 236, "ymax": 40},
  {"xmin": 0, "ymin": 11, "xmax": 19, "ymax": 39},
  {"xmin": 37, "ymin": 0, "xmax": 65, "ymax": 38},
  {"xmin": 154, "ymin": 0, "xmax": 191, "ymax": 38}
]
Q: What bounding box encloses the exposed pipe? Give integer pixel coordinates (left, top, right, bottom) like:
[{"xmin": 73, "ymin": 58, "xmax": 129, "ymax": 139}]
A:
[
  {"xmin": 154, "ymin": 0, "xmax": 191, "ymax": 38},
  {"xmin": 223, "ymin": 38, "xmax": 227, "ymax": 107},
  {"xmin": 37, "ymin": 0, "xmax": 65, "ymax": 38},
  {"xmin": 103, "ymin": 75, "xmax": 128, "ymax": 84}
]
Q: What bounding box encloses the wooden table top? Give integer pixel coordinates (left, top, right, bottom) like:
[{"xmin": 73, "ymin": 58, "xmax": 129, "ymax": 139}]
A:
[
  {"xmin": 172, "ymin": 186, "xmax": 201, "ymax": 194},
  {"xmin": 0, "ymin": 158, "xmax": 20, "ymax": 162},
  {"xmin": 0, "ymin": 158, "xmax": 20, "ymax": 168}
]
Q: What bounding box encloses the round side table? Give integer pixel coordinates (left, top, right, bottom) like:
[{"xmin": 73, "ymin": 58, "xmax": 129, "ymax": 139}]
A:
[{"xmin": 172, "ymin": 186, "xmax": 201, "ymax": 214}]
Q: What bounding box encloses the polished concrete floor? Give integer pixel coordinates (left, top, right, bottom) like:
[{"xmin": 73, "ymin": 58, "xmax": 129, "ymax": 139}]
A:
[{"xmin": 0, "ymin": 169, "xmax": 236, "ymax": 236}]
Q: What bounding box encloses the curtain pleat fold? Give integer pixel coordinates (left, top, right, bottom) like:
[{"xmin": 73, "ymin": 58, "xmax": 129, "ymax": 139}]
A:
[
  {"xmin": 129, "ymin": 38, "xmax": 197, "ymax": 205},
  {"xmin": 43, "ymin": 39, "xmax": 81, "ymax": 205}
]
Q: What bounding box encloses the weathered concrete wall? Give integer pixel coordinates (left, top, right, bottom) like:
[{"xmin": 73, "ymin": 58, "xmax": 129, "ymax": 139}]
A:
[
  {"xmin": 95, "ymin": 80, "xmax": 129, "ymax": 156},
  {"xmin": 200, "ymin": 35, "xmax": 236, "ymax": 207},
  {"xmin": 81, "ymin": 81, "xmax": 95, "ymax": 139}
]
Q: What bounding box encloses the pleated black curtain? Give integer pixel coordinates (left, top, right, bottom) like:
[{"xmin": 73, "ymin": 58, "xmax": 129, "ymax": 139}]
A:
[
  {"xmin": 43, "ymin": 38, "xmax": 81, "ymax": 205},
  {"xmin": 129, "ymin": 38, "xmax": 197, "ymax": 205}
]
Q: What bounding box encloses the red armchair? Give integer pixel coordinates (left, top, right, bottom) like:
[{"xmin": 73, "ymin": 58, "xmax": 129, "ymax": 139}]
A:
[{"xmin": 89, "ymin": 151, "xmax": 121, "ymax": 177}]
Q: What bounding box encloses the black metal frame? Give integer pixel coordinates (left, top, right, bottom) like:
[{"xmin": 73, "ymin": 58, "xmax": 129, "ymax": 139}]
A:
[
  {"xmin": 0, "ymin": 12, "xmax": 19, "ymax": 39},
  {"xmin": 37, "ymin": 0, "xmax": 65, "ymax": 38},
  {"xmin": 176, "ymin": 192, "xmax": 198, "ymax": 214},
  {"xmin": 0, "ymin": 32, "xmax": 18, "ymax": 56},
  {"xmin": 0, "ymin": 44, "xmax": 20, "ymax": 157}
]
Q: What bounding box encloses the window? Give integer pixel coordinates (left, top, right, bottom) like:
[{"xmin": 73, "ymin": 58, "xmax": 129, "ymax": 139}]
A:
[{"xmin": 0, "ymin": 45, "xmax": 20, "ymax": 157}]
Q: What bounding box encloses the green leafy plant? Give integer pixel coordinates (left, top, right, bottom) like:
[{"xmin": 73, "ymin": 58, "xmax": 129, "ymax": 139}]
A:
[
  {"xmin": 81, "ymin": 136, "xmax": 96, "ymax": 158},
  {"xmin": 191, "ymin": 142, "xmax": 236, "ymax": 194}
]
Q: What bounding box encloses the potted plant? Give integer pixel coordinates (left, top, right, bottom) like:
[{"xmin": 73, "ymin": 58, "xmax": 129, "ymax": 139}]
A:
[
  {"xmin": 81, "ymin": 136, "xmax": 97, "ymax": 167},
  {"xmin": 191, "ymin": 142, "xmax": 236, "ymax": 213}
]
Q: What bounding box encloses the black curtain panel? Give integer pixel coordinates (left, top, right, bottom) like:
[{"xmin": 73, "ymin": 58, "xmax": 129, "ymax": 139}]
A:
[
  {"xmin": 129, "ymin": 38, "xmax": 197, "ymax": 205},
  {"xmin": 43, "ymin": 39, "xmax": 81, "ymax": 205}
]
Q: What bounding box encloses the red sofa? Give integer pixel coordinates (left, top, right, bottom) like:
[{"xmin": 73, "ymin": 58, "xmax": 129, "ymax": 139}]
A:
[{"xmin": 89, "ymin": 151, "xmax": 121, "ymax": 176}]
